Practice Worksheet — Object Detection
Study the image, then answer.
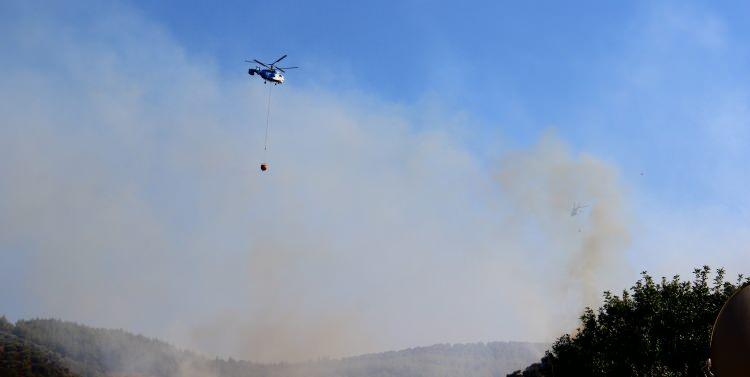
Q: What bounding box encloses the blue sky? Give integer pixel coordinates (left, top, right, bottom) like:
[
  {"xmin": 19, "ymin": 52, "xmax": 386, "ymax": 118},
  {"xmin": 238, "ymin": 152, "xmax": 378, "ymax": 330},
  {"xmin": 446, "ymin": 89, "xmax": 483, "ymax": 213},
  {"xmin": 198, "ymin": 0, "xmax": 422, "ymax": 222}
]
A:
[
  {"xmin": 136, "ymin": 1, "xmax": 633, "ymax": 115},
  {"xmin": 2, "ymin": 0, "xmax": 750, "ymax": 362},
  {"xmin": 132, "ymin": 0, "xmax": 750, "ymax": 204}
]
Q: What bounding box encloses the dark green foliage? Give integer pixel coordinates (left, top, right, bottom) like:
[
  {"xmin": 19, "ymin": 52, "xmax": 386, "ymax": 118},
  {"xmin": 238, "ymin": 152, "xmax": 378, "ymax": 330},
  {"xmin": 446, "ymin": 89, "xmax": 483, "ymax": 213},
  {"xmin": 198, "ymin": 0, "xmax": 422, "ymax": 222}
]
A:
[
  {"xmin": 509, "ymin": 266, "xmax": 750, "ymax": 377},
  {"xmin": 0, "ymin": 316, "xmax": 14, "ymax": 333},
  {"xmin": 0, "ymin": 330, "xmax": 78, "ymax": 377},
  {"xmin": 11, "ymin": 318, "xmax": 193, "ymax": 377}
]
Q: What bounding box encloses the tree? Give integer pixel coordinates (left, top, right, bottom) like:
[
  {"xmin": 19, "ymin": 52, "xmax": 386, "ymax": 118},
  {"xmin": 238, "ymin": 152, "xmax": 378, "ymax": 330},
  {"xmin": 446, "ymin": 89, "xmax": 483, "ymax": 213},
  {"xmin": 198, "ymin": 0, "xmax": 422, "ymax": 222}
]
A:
[
  {"xmin": 0, "ymin": 316, "xmax": 13, "ymax": 333},
  {"xmin": 509, "ymin": 266, "xmax": 750, "ymax": 377}
]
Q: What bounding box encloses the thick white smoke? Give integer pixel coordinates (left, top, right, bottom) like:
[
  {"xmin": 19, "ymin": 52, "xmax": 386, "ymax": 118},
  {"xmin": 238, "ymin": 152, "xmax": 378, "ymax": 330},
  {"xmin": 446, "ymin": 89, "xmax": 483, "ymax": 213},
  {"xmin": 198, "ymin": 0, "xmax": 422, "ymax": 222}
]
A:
[{"xmin": 0, "ymin": 0, "xmax": 632, "ymax": 362}]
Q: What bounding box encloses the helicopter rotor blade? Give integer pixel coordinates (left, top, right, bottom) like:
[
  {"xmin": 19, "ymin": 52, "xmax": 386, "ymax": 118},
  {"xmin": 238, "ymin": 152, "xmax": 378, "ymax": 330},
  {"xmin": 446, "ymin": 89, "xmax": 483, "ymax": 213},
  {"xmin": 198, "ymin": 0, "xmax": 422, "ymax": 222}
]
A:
[
  {"xmin": 271, "ymin": 54, "xmax": 287, "ymax": 66},
  {"xmin": 278, "ymin": 66, "xmax": 298, "ymax": 70},
  {"xmin": 253, "ymin": 59, "xmax": 270, "ymax": 68}
]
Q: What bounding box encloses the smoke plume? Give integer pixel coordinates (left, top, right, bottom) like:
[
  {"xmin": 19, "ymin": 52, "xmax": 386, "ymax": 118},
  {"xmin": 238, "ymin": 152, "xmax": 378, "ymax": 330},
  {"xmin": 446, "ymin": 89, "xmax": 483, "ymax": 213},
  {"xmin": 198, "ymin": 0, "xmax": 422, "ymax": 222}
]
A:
[{"xmin": 0, "ymin": 0, "xmax": 631, "ymax": 362}]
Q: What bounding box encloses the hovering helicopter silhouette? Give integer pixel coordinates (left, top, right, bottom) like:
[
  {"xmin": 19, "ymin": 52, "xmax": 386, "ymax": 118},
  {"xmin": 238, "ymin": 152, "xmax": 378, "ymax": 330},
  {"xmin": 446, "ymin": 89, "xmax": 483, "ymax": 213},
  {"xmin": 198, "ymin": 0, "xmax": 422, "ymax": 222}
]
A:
[
  {"xmin": 571, "ymin": 202, "xmax": 589, "ymax": 217},
  {"xmin": 246, "ymin": 54, "xmax": 298, "ymax": 85}
]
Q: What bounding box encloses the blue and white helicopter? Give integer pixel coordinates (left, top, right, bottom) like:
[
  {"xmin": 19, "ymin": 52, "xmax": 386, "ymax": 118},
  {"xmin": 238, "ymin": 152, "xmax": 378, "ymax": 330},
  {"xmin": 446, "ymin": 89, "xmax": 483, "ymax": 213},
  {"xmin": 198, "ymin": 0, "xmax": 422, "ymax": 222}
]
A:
[{"xmin": 246, "ymin": 54, "xmax": 298, "ymax": 85}]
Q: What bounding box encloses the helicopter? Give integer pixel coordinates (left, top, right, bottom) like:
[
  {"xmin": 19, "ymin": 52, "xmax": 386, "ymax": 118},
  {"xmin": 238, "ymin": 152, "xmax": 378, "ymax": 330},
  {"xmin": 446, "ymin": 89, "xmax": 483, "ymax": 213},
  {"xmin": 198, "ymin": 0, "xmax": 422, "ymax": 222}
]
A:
[
  {"xmin": 570, "ymin": 202, "xmax": 589, "ymax": 217},
  {"xmin": 246, "ymin": 54, "xmax": 298, "ymax": 85}
]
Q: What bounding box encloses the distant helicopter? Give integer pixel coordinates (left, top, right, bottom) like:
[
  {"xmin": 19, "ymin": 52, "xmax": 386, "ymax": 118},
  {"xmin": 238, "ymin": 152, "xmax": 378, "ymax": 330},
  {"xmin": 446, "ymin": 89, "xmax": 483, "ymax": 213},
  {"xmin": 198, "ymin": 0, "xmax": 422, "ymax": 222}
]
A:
[
  {"xmin": 571, "ymin": 202, "xmax": 589, "ymax": 217},
  {"xmin": 245, "ymin": 54, "xmax": 298, "ymax": 85}
]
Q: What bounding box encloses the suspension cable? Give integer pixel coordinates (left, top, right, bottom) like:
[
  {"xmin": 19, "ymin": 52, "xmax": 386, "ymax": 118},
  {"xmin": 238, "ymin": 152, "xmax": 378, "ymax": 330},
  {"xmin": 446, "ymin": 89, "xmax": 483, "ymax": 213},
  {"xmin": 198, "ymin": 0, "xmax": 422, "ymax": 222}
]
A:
[{"xmin": 263, "ymin": 83, "xmax": 273, "ymax": 157}]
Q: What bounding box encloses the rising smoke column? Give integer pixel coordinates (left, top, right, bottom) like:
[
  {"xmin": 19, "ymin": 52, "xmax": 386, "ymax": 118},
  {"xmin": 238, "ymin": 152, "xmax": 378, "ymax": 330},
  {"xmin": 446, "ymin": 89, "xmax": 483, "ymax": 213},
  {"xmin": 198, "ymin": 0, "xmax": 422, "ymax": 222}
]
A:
[{"xmin": 497, "ymin": 133, "xmax": 631, "ymax": 325}]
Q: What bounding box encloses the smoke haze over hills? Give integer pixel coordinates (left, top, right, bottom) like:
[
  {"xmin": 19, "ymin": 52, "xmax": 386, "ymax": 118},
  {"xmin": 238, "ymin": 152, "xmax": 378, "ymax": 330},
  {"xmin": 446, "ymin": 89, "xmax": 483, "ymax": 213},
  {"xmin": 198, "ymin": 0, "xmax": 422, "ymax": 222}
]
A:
[
  {"xmin": 3, "ymin": 0, "xmax": 750, "ymax": 366},
  {"xmin": 0, "ymin": 318, "xmax": 549, "ymax": 377}
]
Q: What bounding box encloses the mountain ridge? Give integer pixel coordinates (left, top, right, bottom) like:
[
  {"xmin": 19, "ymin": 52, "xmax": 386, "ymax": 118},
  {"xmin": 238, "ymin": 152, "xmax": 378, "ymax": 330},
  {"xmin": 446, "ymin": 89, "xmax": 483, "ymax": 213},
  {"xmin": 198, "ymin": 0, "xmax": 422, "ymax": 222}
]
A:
[{"xmin": 0, "ymin": 316, "xmax": 548, "ymax": 377}]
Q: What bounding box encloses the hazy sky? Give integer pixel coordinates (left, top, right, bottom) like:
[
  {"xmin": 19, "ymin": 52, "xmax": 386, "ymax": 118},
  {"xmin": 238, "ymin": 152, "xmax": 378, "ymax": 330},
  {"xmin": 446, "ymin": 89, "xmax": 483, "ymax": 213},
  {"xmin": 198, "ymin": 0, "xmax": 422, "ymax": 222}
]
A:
[{"xmin": 2, "ymin": 0, "xmax": 750, "ymax": 363}]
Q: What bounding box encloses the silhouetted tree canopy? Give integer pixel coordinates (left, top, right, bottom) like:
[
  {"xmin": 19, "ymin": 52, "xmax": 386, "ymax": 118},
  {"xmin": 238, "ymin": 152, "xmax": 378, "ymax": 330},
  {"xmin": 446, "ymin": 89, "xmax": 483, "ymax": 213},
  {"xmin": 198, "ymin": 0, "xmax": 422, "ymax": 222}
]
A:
[{"xmin": 509, "ymin": 266, "xmax": 750, "ymax": 377}]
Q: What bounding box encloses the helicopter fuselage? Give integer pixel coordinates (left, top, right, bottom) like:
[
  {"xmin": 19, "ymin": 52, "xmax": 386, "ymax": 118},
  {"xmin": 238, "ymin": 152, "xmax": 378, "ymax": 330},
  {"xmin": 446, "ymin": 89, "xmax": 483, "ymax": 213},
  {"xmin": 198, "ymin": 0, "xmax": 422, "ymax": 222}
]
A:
[{"xmin": 249, "ymin": 68, "xmax": 284, "ymax": 84}]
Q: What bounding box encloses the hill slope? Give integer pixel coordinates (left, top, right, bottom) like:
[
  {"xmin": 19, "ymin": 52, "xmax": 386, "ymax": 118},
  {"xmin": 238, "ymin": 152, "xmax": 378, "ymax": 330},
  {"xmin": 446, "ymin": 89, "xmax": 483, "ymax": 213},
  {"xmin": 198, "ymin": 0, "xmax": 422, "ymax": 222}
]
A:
[
  {"xmin": 0, "ymin": 318, "xmax": 78, "ymax": 377},
  {"xmin": 2, "ymin": 317, "xmax": 547, "ymax": 377}
]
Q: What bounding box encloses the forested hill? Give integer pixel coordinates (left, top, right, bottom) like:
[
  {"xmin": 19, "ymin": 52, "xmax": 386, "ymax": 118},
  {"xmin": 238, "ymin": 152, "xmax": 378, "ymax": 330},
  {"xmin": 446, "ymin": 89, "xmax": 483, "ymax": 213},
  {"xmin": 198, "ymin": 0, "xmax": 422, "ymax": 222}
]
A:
[
  {"xmin": 0, "ymin": 328, "xmax": 77, "ymax": 377},
  {"xmin": 0, "ymin": 317, "xmax": 547, "ymax": 377}
]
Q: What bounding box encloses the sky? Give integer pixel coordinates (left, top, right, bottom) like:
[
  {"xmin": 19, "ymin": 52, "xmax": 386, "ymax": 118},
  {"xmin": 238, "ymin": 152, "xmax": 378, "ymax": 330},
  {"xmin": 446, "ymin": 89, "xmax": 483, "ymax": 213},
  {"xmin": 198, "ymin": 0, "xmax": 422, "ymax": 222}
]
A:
[
  {"xmin": 2, "ymin": 0, "xmax": 750, "ymax": 364},
  {"xmin": 132, "ymin": 0, "xmax": 750, "ymax": 201}
]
